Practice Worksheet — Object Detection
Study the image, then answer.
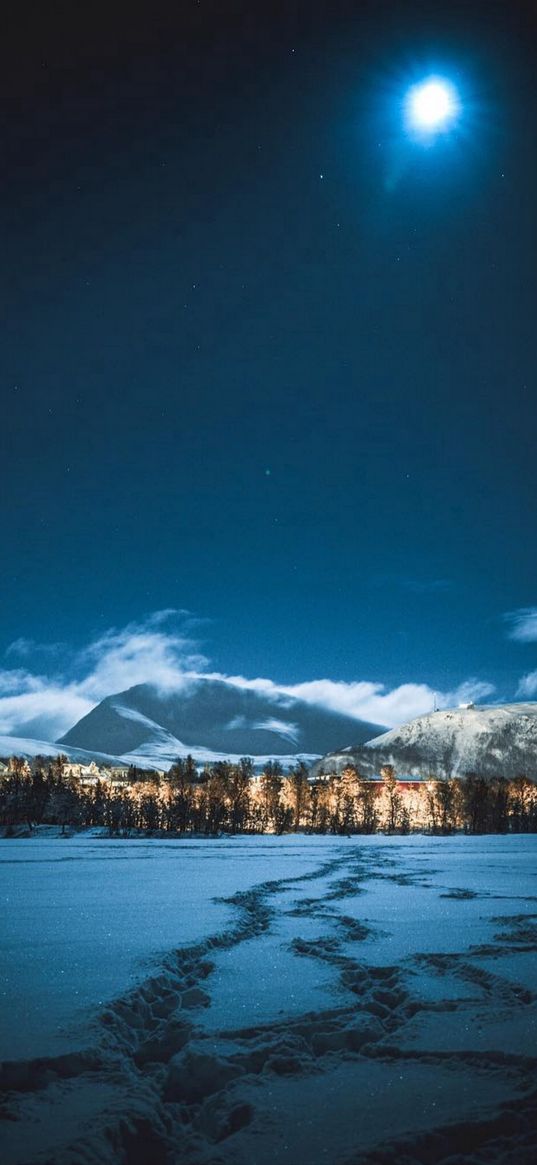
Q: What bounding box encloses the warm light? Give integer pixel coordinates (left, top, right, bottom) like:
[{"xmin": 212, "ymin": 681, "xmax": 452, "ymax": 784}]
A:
[{"xmin": 405, "ymin": 77, "xmax": 460, "ymax": 134}]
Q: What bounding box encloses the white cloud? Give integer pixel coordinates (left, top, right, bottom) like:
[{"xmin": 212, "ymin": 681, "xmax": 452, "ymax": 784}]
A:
[
  {"xmin": 77, "ymin": 611, "xmax": 207, "ymax": 699},
  {"xmin": 206, "ymin": 672, "xmax": 495, "ymax": 728},
  {"xmin": 0, "ymin": 669, "xmax": 42, "ymax": 697},
  {"xmin": 0, "ymin": 681, "xmax": 92, "ymax": 741},
  {"xmin": 0, "ymin": 611, "xmax": 205, "ymax": 740},
  {"xmin": 505, "ymin": 607, "xmax": 537, "ymax": 643},
  {"xmin": 517, "ymin": 671, "xmax": 537, "ymax": 698},
  {"xmin": 5, "ymin": 637, "xmax": 65, "ymax": 660},
  {"xmin": 0, "ymin": 610, "xmax": 496, "ymax": 742}
]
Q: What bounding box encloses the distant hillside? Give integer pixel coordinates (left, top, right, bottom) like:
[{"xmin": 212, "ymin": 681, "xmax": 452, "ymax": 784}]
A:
[
  {"xmin": 59, "ymin": 678, "xmax": 384, "ymax": 767},
  {"xmin": 313, "ymin": 703, "xmax": 537, "ymax": 780},
  {"xmin": 0, "ymin": 735, "xmax": 119, "ymax": 766}
]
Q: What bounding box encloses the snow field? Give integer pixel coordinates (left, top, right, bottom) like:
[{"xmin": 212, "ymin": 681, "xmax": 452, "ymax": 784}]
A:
[{"xmin": 0, "ymin": 834, "xmax": 536, "ymax": 1165}]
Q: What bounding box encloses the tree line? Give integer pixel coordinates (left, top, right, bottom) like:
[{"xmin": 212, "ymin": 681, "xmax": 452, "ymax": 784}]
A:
[{"xmin": 1, "ymin": 756, "xmax": 536, "ymax": 836}]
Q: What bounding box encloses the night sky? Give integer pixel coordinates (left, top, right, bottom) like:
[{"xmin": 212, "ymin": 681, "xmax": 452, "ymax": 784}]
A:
[{"xmin": 2, "ymin": 1, "xmax": 537, "ymax": 711}]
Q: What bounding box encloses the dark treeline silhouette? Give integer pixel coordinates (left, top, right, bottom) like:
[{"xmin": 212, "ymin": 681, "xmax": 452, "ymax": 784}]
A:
[{"xmin": 0, "ymin": 756, "xmax": 536, "ymax": 837}]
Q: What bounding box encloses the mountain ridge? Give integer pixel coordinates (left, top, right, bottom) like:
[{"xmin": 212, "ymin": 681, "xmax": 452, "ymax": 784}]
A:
[
  {"xmin": 59, "ymin": 677, "xmax": 384, "ymax": 766},
  {"xmin": 313, "ymin": 703, "xmax": 537, "ymax": 780}
]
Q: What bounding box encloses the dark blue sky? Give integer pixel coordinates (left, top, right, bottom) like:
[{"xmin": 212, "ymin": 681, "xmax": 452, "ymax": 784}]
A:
[{"xmin": 2, "ymin": 0, "xmax": 537, "ymax": 704}]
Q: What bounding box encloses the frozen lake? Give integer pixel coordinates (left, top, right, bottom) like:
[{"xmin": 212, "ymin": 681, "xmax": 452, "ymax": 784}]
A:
[
  {"xmin": 1, "ymin": 834, "xmax": 536, "ymax": 1165},
  {"xmin": 0, "ymin": 835, "xmax": 333, "ymax": 1060}
]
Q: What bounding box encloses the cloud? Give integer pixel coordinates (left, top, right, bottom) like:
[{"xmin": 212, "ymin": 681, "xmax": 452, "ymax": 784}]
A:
[
  {"xmin": 505, "ymin": 607, "xmax": 537, "ymax": 643},
  {"xmin": 5, "ymin": 638, "xmax": 65, "ymax": 660},
  {"xmin": 401, "ymin": 578, "xmax": 453, "ymax": 595},
  {"xmin": 76, "ymin": 611, "xmax": 207, "ymax": 699},
  {"xmin": 375, "ymin": 574, "xmax": 453, "ymax": 595},
  {"xmin": 0, "ymin": 609, "xmax": 496, "ymax": 743},
  {"xmin": 0, "ymin": 680, "xmax": 92, "ymax": 741},
  {"xmin": 0, "ymin": 611, "xmax": 206, "ymax": 741},
  {"xmin": 206, "ymin": 673, "xmax": 495, "ymax": 728},
  {"xmin": 516, "ymin": 671, "xmax": 537, "ymax": 698}
]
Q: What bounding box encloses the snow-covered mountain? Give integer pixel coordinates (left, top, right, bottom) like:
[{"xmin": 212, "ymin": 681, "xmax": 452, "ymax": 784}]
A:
[
  {"xmin": 313, "ymin": 703, "xmax": 537, "ymax": 780},
  {"xmin": 0, "ymin": 735, "xmax": 120, "ymax": 766},
  {"xmin": 58, "ymin": 678, "xmax": 383, "ymax": 768}
]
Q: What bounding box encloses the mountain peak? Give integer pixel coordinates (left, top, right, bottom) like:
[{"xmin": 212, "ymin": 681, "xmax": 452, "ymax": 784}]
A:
[
  {"xmin": 59, "ymin": 676, "xmax": 384, "ymax": 768},
  {"xmin": 313, "ymin": 702, "xmax": 537, "ymax": 780}
]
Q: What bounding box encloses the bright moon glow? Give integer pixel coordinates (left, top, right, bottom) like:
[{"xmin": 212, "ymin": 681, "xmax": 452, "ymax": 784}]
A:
[{"xmin": 405, "ymin": 77, "xmax": 460, "ymax": 134}]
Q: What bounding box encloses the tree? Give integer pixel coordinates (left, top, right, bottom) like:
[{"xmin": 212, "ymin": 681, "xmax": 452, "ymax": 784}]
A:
[
  {"xmin": 380, "ymin": 765, "xmax": 401, "ymax": 833},
  {"xmin": 89, "ymin": 780, "xmax": 108, "ymax": 827},
  {"xmin": 435, "ymin": 778, "xmax": 458, "ymax": 834},
  {"xmin": 338, "ymin": 767, "xmax": 360, "ymax": 834},
  {"xmin": 0, "ymin": 774, "xmax": 33, "ymax": 831},
  {"xmin": 425, "ymin": 779, "xmax": 440, "ymax": 833},
  {"xmin": 509, "ymin": 776, "xmax": 536, "ymax": 833},
  {"xmin": 26, "ymin": 767, "xmax": 50, "ymax": 826},
  {"xmin": 461, "ymin": 773, "xmax": 490, "ymax": 833},
  {"xmin": 259, "ymin": 761, "xmax": 283, "ymax": 830},
  {"xmin": 285, "ymin": 762, "xmax": 311, "ymax": 832},
  {"xmin": 52, "ymin": 753, "xmax": 68, "ymax": 781},
  {"xmin": 166, "ymin": 759, "xmax": 197, "ymax": 833},
  {"xmin": 490, "ymin": 777, "xmax": 510, "ymax": 833},
  {"xmin": 227, "ymin": 759, "xmax": 252, "ymax": 833},
  {"xmin": 139, "ymin": 789, "xmax": 161, "ymax": 832},
  {"xmin": 49, "ymin": 781, "xmax": 81, "ymax": 835},
  {"xmin": 8, "ymin": 756, "xmax": 28, "ymax": 777},
  {"xmin": 356, "ymin": 778, "xmax": 379, "ymax": 833}
]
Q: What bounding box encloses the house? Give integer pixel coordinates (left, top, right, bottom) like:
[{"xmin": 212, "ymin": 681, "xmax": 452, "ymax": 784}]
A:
[{"xmin": 63, "ymin": 761, "xmax": 104, "ymax": 785}]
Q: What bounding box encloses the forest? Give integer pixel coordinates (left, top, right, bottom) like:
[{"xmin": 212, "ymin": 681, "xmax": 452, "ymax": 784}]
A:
[{"xmin": 1, "ymin": 755, "xmax": 537, "ymax": 836}]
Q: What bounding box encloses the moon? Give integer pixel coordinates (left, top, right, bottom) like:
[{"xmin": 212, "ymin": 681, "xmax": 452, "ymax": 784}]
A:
[{"xmin": 404, "ymin": 77, "xmax": 460, "ymax": 134}]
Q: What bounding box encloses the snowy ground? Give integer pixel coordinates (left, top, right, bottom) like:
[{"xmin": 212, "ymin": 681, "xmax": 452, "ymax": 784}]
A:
[{"xmin": 1, "ymin": 835, "xmax": 536, "ymax": 1164}]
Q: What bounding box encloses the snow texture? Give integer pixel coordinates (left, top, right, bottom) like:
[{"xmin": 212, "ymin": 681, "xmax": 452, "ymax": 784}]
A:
[
  {"xmin": 0, "ymin": 735, "xmax": 120, "ymax": 765},
  {"xmin": 1, "ymin": 835, "xmax": 536, "ymax": 1164},
  {"xmin": 316, "ymin": 702, "xmax": 537, "ymax": 779},
  {"xmin": 0, "ymin": 731, "xmax": 319, "ymax": 772}
]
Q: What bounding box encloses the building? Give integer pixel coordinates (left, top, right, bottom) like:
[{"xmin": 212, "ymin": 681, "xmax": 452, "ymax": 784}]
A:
[{"xmin": 63, "ymin": 761, "xmax": 104, "ymax": 786}]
